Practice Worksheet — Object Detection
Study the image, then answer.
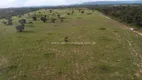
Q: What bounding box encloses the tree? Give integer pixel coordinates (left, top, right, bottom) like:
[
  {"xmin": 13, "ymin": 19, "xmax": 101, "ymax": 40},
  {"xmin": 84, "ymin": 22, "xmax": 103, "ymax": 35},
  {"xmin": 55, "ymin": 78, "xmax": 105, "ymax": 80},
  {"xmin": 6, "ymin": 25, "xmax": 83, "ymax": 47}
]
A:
[
  {"xmin": 49, "ymin": 10, "xmax": 52, "ymax": 13},
  {"xmin": 81, "ymin": 11, "xmax": 84, "ymax": 14},
  {"xmin": 71, "ymin": 10, "xmax": 74, "ymax": 15},
  {"xmin": 1, "ymin": 21, "xmax": 7, "ymax": 25},
  {"xmin": 57, "ymin": 14, "xmax": 60, "ymax": 18},
  {"xmin": 32, "ymin": 16, "xmax": 37, "ymax": 21},
  {"xmin": 41, "ymin": 17, "xmax": 47, "ymax": 23},
  {"xmin": 60, "ymin": 17, "xmax": 65, "ymax": 22},
  {"xmin": 16, "ymin": 24, "xmax": 25, "ymax": 32},
  {"xmin": 7, "ymin": 18, "xmax": 13, "ymax": 25},
  {"xmin": 67, "ymin": 13, "xmax": 70, "ymax": 15},
  {"xmin": 64, "ymin": 36, "xmax": 68, "ymax": 42},
  {"xmin": 19, "ymin": 19, "xmax": 26, "ymax": 25},
  {"xmin": 51, "ymin": 18, "xmax": 57, "ymax": 23}
]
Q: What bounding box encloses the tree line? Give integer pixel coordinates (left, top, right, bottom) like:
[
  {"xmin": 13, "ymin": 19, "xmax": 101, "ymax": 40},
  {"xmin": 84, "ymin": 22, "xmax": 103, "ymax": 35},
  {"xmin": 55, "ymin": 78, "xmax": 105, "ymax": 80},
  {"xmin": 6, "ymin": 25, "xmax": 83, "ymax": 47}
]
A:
[
  {"xmin": 88, "ymin": 5, "xmax": 142, "ymax": 28},
  {"xmin": 0, "ymin": 7, "xmax": 40, "ymax": 19}
]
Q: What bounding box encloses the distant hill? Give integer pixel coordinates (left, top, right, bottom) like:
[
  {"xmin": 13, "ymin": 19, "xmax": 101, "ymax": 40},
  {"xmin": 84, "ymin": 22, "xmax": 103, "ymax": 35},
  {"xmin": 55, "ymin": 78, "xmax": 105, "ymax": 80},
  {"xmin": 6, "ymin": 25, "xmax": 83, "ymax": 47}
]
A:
[{"xmin": 81, "ymin": 1, "xmax": 142, "ymax": 5}]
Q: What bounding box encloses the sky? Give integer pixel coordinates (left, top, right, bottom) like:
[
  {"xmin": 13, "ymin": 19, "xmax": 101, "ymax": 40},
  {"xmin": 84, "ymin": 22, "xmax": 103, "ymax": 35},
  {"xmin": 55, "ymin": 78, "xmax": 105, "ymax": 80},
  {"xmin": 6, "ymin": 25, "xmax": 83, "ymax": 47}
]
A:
[{"xmin": 0, "ymin": 0, "xmax": 138, "ymax": 8}]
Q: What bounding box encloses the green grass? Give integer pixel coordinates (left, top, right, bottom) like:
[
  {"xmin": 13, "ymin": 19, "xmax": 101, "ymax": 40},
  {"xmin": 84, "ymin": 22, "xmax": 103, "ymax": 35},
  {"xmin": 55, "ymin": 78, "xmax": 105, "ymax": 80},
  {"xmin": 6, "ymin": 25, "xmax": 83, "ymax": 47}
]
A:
[{"xmin": 0, "ymin": 8, "xmax": 142, "ymax": 80}]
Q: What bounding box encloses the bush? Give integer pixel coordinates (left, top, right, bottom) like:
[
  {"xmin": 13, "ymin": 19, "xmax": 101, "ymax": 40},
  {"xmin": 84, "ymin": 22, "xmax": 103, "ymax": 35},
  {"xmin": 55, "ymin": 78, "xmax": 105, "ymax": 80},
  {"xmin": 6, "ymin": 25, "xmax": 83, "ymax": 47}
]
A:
[
  {"xmin": 67, "ymin": 13, "xmax": 70, "ymax": 15},
  {"xmin": 100, "ymin": 28, "xmax": 106, "ymax": 30},
  {"xmin": 19, "ymin": 19, "xmax": 26, "ymax": 25},
  {"xmin": 16, "ymin": 24, "xmax": 25, "ymax": 32},
  {"xmin": 28, "ymin": 21, "xmax": 33, "ymax": 24},
  {"xmin": 41, "ymin": 17, "xmax": 47, "ymax": 23},
  {"xmin": 72, "ymin": 10, "xmax": 74, "ymax": 15},
  {"xmin": 81, "ymin": 11, "xmax": 84, "ymax": 14},
  {"xmin": 64, "ymin": 36, "xmax": 68, "ymax": 42},
  {"xmin": 57, "ymin": 14, "xmax": 60, "ymax": 18},
  {"xmin": 60, "ymin": 17, "xmax": 64, "ymax": 22},
  {"xmin": 87, "ymin": 13, "xmax": 92, "ymax": 15},
  {"xmin": 51, "ymin": 18, "xmax": 57, "ymax": 23},
  {"xmin": 49, "ymin": 10, "xmax": 52, "ymax": 13},
  {"xmin": 7, "ymin": 18, "xmax": 13, "ymax": 25},
  {"xmin": 32, "ymin": 16, "xmax": 37, "ymax": 21},
  {"xmin": 1, "ymin": 21, "xmax": 7, "ymax": 25}
]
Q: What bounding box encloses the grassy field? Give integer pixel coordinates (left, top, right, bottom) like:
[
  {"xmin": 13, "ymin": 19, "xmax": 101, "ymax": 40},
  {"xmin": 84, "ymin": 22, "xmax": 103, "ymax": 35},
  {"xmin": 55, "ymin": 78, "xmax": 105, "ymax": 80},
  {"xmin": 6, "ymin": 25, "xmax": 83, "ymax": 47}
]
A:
[{"xmin": 0, "ymin": 8, "xmax": 142, "ymax": 80}]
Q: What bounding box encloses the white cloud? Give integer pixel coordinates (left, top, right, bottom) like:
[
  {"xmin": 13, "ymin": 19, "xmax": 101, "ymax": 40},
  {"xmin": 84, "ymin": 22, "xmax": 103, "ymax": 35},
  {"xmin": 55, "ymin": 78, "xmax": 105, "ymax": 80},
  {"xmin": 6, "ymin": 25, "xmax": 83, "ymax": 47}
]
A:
[
  {"xmin": 0, "ymin": 0, "xmax": 136, "ymax": 8},
  {"xmin": 0, "ymin": 0, "xmax": 15, "ymax": 8},
  {"xmin": 8, "ymin": 0, "xmax": 16, "ymax": 2},
  {"xmin": 24, "ymin": 0, "xmax": 67, "ymax": 6}
]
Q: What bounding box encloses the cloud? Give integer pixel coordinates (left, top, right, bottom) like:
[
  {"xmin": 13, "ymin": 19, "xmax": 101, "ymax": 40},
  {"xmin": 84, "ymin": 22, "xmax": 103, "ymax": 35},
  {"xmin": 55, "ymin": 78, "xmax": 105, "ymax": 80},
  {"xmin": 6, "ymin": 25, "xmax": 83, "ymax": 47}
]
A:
[
  {"xmin": 0, "ymin": 0, "xmax": 136, "ymax": 8},
  {"xmin": 0, "ymin": 0, "xmax": 15, "ymax": 8},
  {"xmin": 24, "ymin": 0, "xmax": 68, "ymax": 6}
]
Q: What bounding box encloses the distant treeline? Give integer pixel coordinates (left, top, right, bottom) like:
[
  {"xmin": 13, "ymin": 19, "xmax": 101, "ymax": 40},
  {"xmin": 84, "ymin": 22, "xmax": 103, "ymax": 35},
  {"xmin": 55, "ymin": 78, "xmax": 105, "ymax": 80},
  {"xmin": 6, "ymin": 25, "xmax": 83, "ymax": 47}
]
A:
[
  {"xmin": 0, "ymin": 8, "xmax": 40, "ymax": 19},
  {"xmin": 87, "ymin": 5, "xmax": 142, "ymax": 28},
  {"xmin": 1, "ymin": 4, "xmax": 142, "ymax": 28}
]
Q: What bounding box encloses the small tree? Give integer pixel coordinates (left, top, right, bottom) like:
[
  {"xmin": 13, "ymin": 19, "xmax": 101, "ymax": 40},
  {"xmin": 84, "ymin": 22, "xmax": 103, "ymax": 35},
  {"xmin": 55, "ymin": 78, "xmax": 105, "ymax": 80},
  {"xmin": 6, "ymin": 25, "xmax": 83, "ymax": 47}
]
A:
[
  {"xmin": 16, "ymin": 24, "xmax": 25, "ymax": 32},
  {"xmin": 57, "ymin": 14, "xmax": 60, "ymax": 18},
  {"xmin": 2, "ymin": 21, "xmax": 7, "ymax": 25},
  {"xmin": 32, "ymin": 16, "xmax": 37, "ymax": 21},
  {"xmin": 49, "ymin": 10, "xmax": 52, "ymax": 13},
  {"xmin": 64, "ymin": 36, "xmax": 68, "ymax": 42},
  {"xmin": 41, "ymin": 17, "xmax": 47, "ymax": 23},
  {"xmin": 72, "ymin": 10, "xmax": 74, "ymax": 15},
  {"xmin": 60, "ymin": 17, "xmax": 65, "ymax": 22},
  {"xmin": 81, "ymin": 11, "xmax": 84, "ymax": 14},
  {"xmin": 19, "ymin": 19, "xmax": 26, "ymax": 25},
  {"xmin": 67, "ymin": 13, "xmax": 70, "ymax": 15},
  {"xmin": 7, "ymin": 18, "xmax": 13, "ymax": 25},
  {"xmin": 51, "ymin": 18, "xmax": 57, "ymax": 23},
  {"xmin": 78, "ymin": 9, "xmax": 81, "ymax": 12},
  {"xmin": 44, "ymin": 15, "xmax": 47, "ymax": 17}
]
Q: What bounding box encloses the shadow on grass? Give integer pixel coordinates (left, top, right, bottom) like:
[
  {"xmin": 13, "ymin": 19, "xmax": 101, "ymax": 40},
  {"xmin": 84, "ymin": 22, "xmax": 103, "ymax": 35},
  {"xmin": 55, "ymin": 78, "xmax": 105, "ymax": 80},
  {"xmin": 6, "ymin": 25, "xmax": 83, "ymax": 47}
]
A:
[
  {"xmin": 22, "ymin": 30, "xmax": 35, "ymax": 33},
  {"xmin": 26, "ymin": 25, "xmax": 36, "ymax": 27},
  {"xmin": 16, "ymin": 30, "xmax": 35, "ymax": 33},
  {"xmin": 100, "ymin": 28, "xmax": 106, "ymax": 30}
]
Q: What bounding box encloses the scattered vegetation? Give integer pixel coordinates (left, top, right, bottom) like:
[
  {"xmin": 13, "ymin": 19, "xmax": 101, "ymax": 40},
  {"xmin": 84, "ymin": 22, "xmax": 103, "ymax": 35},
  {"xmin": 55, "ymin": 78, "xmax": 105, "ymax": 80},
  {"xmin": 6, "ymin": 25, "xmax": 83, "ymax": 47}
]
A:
[{"xmin": 0, "ymin": 6, "xmax": 142, "ymax": 80}]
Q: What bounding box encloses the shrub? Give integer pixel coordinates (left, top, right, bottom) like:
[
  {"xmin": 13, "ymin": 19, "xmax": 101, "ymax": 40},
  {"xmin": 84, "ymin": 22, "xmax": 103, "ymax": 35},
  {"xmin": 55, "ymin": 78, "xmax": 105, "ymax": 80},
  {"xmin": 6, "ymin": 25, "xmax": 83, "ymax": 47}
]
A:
[
  {"xmin": 72, "ymin": 10, "xmax": 74, "ymax": 15},
  {"xmin": 87, "ymin": 13, "xmax": 92, "ymax": 15},
  {"xmin": 60, "ymin": 17, "xmax": 64, "ymax": 22},
  {"xmin": 44, "ymin": 15, "xmax": 47, "ymax": 17},
  {"xmin": 32, "ymin": 16, "xmax": 37, "ymax": 21},
  {"xmin": 19, "ymin": 19, "xmax": 26, "ymax": 25},
  {"xmin": 57, "ymin": 14, "xmax": 60, "ymax": 18},
  {"xmin": 100, "ymin": 28, "xmax": 106, "ymax": 30},
  {"xmin": 67, "ymin": 13, "xmax": 70, "ymax": 15},
  {"xmin": 81, "ymin": 11, "xmax": 84, "ymax": 14},
  {"xmin": 7, "ymin": 18, "xmax": 13, "ymax": 25},
  {"xmin": 64, "ymin": 36, "xmax": 68, "ymax": 42},
  {"xmin": 16, "ymin": 24, "xmax": 25, "ymax": 32},
  {"xmin": 28, "ymin": 21, "xmax": 33, "ymax": 24},
  {"xmin": 2, "ymin": 21, "xmax": 7, "ymax": 25},
  {"xmin": 7, "ymin": 20, "xmax": 12, "ymax": 25},
  {"xmin": 51, "ymin": 18, "xmax": 57, "ymax": 23},
  {"xmin": 49, "ymin": 10, "xmax": 52, "ymax": 13},
  {"xmin": 41, "ymin": 17, "xmax": 47, "ymax": 23}
]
